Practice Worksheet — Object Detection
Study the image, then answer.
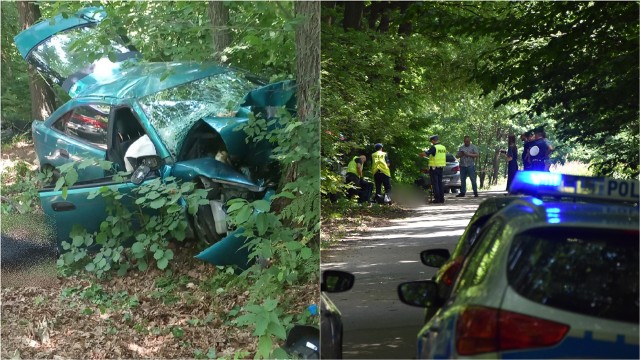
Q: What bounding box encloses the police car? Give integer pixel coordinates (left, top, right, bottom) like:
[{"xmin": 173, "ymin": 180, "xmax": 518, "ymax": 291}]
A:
[{"xmin": 398, "ymin": 171, "xmax": 639, "ymax": 359}]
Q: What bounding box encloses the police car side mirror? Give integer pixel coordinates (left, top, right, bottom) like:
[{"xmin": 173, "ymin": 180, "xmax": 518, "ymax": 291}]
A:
[
  {"xmin": 321, "ymin": 270, "xmax": 355, "ymax": 293},
  {"xmin": 421, "ymin": 249, "xmax": 451, "ymax": 268},
  {"xmin": 398, "ymin": 280, "xmax": 439, "ymax": 308}
]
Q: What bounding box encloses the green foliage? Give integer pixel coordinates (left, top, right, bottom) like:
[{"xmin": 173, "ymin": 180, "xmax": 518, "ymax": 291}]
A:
[
  {"xmin": 0, "ymin": 162, "xmax": 54, "ymax": 215},
  {"xmin": 1, "ymin": 2, "xmax": 32, "ymax": 128},
  {"xmin": 40, "ymin": 1, "xmax": 296, "ymax": 82},
  {"xmin": 55, "ymin": 159, "xmax": 208, "ymax": 278},
  {"xmin": 225, "ymin": 109, "xmax": 320, "ymax": 358},
  {"xmin": 469, "ymin": 2, "xmax": 639, "ymax": 178}
]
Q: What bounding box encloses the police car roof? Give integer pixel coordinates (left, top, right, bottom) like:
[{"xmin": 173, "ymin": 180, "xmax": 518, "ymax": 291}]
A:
[{"xmin": 505, "ymin": 197, "xmax": 638, "ymax": 230}]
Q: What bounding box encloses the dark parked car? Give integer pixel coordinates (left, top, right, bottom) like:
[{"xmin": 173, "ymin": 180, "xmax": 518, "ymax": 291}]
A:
[
  {"xmin": 416, "ymin": 153, "xmax": 461, "ymax": 194},
  {"xmin": 320, "ymin": 270, "xmax": 355, "ymax": 359},
  {"xmin": 15, "ymin": 7, "xmax": 295, "ymax": 266}
]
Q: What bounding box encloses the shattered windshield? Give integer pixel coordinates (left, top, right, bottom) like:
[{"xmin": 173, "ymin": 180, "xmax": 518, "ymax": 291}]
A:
[
  {"xmin": 138, "ymin": 72, "xmax": 258, "ymax": 156},
  {"xmin": 26, "ymin": 25, "xmax": 133, "ymax": 89}
]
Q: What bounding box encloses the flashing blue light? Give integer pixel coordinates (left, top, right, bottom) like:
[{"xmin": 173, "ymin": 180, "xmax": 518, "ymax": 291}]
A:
[
  {"xmin": 518, "ymin": 171, "xmax": 563, "ymax": 187},
  {"xmin": 548, "ymin": 218, "xmax": 561, "ymax": 224},
  {"xmin": 531, "ymin": 198, "xmax": 543, "ymax": 206},
  {"xmin": 546, "ymin": 207, "xmax": 561, "ymax": 214}
]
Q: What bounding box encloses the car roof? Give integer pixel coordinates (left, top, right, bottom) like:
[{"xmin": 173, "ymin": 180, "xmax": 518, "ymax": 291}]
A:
[{"xmin": 74, "ymin": 61, "xmax": 238, "ymax": 100}]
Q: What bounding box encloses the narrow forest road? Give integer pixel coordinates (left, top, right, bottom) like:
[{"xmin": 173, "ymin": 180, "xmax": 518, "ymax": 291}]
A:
[{"xmin": 321, "ymin": 191, "xmax": 505, "ymax": 359}]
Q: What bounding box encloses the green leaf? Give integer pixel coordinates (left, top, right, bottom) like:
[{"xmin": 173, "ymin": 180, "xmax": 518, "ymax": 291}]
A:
[
  {"xmin": 72, "ymin": 236, "xmax": 84, "ymax": 247},
  {"xmin": 226, "ymin": 201, "xmax": 246, "ymax": 214},
  {"xmin": 267, "ymin": 321, "xmax": 287, "ymax": 340},
  {"xmin": 131, "ymin": 242, "xmax": 145, "ymax": 254},
  {"xmin": 253, "ymin": 199, "xmax": 270, "ymax": 212},
  {"xmin": 85, "ymin": 263, "xmax": 95, "ymax": 272},
  {"xmin": 236, "ymin": 206, "xmax": 252, "ymax": 224},
  {"xmin": 157, "ymin": 257, "xmax": 169, "ymax": 270},
  {"xmin": 149, "ymin": 198, "xmax": 166, "ymax": 209},
  {"xmin": 65, "ymin": 168, "xmax": 78, "ymax": 186},
  {"xmin": 256, "ymin": 213, "xmax": 268, "ymax": 235},
  {"xmin": 137, "ymin": 261, "xmax": 149, "ymax": 271},
  {"xmin": 165, "ymin": 249, "xmax": 174, "ymax": 260},
  {"xmin": 154, "ymin": 249, "xmax": 164, "ymax": 260},
  {"xmin": 263, "ymin": 298, "xmax": 278, "ymax": 312},
  {"xmin": 300, "ymin": 246, "xmax": 312, "ymax": 260},
  {"xmin": 62, "ymin": 186, "xmax": 68, "ymax": 200},
  {"xmin": 257, "ymin": 336, "xmax": 273, "ymax": 358}
]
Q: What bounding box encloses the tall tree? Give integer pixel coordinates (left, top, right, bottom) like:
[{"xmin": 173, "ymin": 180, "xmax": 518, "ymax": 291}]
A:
[
  {"xmin": 17, "ymin": 1, "xmax": 56, "ymax": 121},
  {"xmin": 294, "ymin": 1, "xmax": 320, "ymax": 122},
  {"xmin": 473, "ymin": 1, "xmax": 639, "ymax": 178},
  {"xmin": 207, "ymin": 1, "xmax": 231, "ymax": 63}
]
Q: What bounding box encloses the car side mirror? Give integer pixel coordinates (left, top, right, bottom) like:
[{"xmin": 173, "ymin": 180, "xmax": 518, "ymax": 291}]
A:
[
  {"xmin": 321, "ymin": 270, "xmax": 355, "ymax": 293},
  {"xmin": 421, "ymin": 249, "xmax": 451, "ymax": 268},
  {"xmin": 131, "ymin": 165, "xmax": 151, "ymax": 185},
  {"xmin": 397, "ymin": 280, "xmax": 438, "ymax": 308}
]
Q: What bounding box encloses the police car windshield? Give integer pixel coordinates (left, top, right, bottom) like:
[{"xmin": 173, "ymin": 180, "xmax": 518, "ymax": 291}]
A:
[{"xmin": 507, "ymin": 227, "xmax": 638, "ymax": 323}]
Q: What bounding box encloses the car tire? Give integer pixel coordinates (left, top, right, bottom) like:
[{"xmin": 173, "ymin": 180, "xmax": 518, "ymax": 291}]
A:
[{"xmin": 193, "ymin": 203, "xmax": 223, "ymax": 246}]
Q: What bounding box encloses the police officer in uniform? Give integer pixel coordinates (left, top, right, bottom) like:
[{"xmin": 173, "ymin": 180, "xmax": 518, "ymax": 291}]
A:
[
  {"xmin": 371, "ymin": 143, "xmax": 392, "ymax": 203},
  {"xmin": 345, "ymin": 155, "xmax": 373, "ymax": 203},
  {"xmin": 420, "ymin": 135, "xmax": 447, "ymax": 203},
  {"xmin": 528, "ymin": 127, "xmax": 550, "ymax": 171}
]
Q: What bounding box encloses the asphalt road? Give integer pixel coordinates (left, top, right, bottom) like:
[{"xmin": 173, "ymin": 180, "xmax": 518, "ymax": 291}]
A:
[{"xmin": 321, "ymin": 191, "xmax": 504, "ymax": 359}]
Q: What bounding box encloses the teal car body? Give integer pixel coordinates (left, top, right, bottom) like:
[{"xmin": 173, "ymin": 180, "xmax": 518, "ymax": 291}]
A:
[{"xmin": 16, "ymin": 7, "xmax": 295, "ymax": 268}]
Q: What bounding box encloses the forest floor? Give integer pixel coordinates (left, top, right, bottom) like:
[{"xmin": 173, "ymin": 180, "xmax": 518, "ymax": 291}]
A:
[{"xmin": 0, "ymin": 140, "xmax": 317, "ymax": 359}]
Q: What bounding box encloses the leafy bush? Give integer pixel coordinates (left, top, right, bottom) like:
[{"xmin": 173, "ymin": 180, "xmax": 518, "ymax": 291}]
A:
[{"xmin": 55, "ymin": 160, "xmax": 209, "ymax": 278}]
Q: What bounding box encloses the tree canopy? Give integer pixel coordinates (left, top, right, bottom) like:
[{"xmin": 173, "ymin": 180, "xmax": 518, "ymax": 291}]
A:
[{"xmin": 321, "ymin": 1, "xmax": 638, "ymax": 202}]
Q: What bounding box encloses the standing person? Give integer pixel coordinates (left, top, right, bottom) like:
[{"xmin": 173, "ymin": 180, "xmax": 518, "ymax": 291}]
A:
[
  {"xmin": 371, "ymin": 143, "xmax": 391, "ymax": 203},
  {"xmin": 455, "ymin": 135, "xmax": 479, "ymax": 198},
  {"xmin": 540, "ymin": 129, "xmax": 554, "ymax": 171},
  {"xmin": 528, "ymin": 127, "xmax": 550, "ymax": 171},
  {"xmin": 521, "ymin": 131, "xmax": 534, "ymax": 170},
  {"xmin": 345, "ymin": 155, "xmax": 373, "ymax": 203},
  {"xmin": 505, "ymin": 134, "xmax": 519, "ymax": 191},
  {"xmin": 420, "ymin": 135, "xmax": 446, "ymax": 203}
]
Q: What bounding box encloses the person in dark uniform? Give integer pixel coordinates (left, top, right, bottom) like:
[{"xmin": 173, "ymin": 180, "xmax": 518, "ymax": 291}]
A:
[
  {"xmin": 505, "ymin": 134, "xmax": 519, "ymax": 190},
  {"xmin": 420, "ymin": 135, "xmax": 447, "ymax": 204},
  {"xmin": 528, "ymin": 127, "xmax": 552, "ymax": 171},
  {"xmin": 521, "ymin": 131, "xmax": 534, "ymax": 170}
]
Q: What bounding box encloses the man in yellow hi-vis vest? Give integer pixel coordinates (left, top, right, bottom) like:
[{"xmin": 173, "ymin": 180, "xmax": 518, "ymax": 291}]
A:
[
  {"xmin": 419, "ymin": 135, "xmax": 447, "ymax": 203},
  {"xmin": 345, "ymin": 155, "xmax": 373, "ymax": 203},
  {"xmin": 371, "ymin": 143, "xmax": 391, "ymax": 204}
]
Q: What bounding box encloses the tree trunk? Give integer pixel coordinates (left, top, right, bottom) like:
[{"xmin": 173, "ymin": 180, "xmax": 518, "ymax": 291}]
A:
[
  {"xmin": 207, "ymin": 1, "xmax": 231, "ymax": 63},
  {"xmin": 294, "ymin": 1, "xmax": 320, "ymax": 122},
  {"xmin": 17, "ymin": 1, "xmax": 56, "ymax": 121},
  {"xmin": 321, "ymin": 1, "xmax": 336, "ymax": 25},
  {"xmin": 343, "ymin": 1, "xmax": 364, "ymax": 31},
  {"xmin": 278, "ymin": 0, "xmax": 319, "ymax": 188}
]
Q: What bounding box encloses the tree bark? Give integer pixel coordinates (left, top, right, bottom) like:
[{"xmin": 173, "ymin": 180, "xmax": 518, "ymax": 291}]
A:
[
  {"xmin": 294, "ymin": 1, "xmax": 320, "ymax": 122},
  {"xmin": 207, "ymin": 1, "xmax": 231, "ymax": 63},
  {"xmin": 343, "ymin": 1, "xmax": 364, "ymax": 31},
  {"xmin": 17, "ymin": 1, "xmax": 56, "ymax": 121}
]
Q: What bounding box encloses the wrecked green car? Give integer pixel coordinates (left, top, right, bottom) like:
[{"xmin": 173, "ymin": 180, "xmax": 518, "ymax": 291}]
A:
[{"xmin": 15, "ymin": 7, "xmax": 295, "ymax": 266}]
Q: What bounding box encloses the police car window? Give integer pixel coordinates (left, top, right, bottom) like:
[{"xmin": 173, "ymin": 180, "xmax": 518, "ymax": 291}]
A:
[
  {"xmin": 507, "ymin": 227, "xmax": 639, "ymax": 323},
  {"xmin": 453, "ymin": 219, "xmax": 505, "ymax": 293}
]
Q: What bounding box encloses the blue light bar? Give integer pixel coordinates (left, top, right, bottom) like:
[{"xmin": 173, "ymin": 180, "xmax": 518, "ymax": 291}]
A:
[{"xmin": 510, "ymin": 171, "xmax": 640, "ymax": 203}]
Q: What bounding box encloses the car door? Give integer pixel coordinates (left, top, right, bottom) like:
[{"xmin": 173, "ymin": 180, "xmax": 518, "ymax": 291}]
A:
[
  {"xmin": 36, "ymin": 102, "xmax": 111, "ymax": 180},
  {"xmin": 39, "ymin": 173, "xmax": 160, "ymax": 247}
]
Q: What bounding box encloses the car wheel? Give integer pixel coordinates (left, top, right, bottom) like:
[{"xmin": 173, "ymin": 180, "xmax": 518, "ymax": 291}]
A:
[{"xmin": 193, "ymin": 203, "xmax": 223, "ymax": 246}]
